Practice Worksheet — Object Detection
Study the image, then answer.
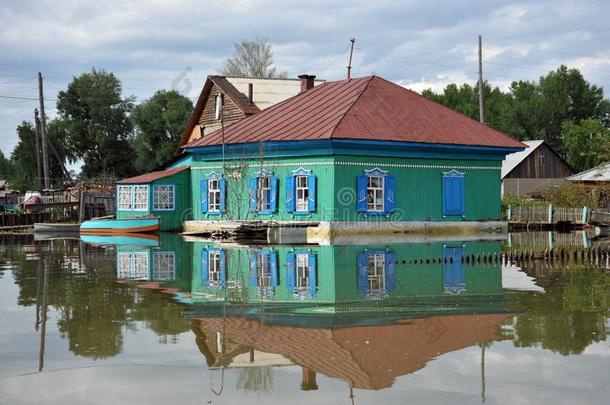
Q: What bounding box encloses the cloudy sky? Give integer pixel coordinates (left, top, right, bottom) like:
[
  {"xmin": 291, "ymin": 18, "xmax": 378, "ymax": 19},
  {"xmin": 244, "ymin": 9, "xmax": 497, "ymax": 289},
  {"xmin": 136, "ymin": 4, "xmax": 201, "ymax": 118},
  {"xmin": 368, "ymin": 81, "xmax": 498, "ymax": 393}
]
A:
[{"xmin": 1, "ymin": 0, "xmax": 610, "ymax": 158}]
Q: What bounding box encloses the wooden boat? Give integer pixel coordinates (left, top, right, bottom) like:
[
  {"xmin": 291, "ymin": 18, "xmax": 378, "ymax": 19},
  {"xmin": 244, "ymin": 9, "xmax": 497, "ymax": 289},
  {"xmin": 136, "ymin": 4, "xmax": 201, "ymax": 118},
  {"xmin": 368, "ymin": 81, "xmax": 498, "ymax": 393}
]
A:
[
  {"xmin": 80, "ymin": 216, "xmax": 160, "ymax": 235},
  {"xmin": 80, "ymin": 233, "xmax": 160, "ymax": 247},
  {"xmin": 34, "ymin": 223, "xmax": 81, "ymax": 234}
]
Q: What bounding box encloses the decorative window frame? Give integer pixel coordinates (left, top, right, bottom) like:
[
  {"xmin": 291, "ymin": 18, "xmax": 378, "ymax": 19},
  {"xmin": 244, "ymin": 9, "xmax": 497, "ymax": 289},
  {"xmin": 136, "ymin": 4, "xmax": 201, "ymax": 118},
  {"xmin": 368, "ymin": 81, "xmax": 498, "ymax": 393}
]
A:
[
  {"xmin": 132, "ymin": 185, "xmax": 149, "ymax": 212},
  {"xmin": 357, "ymin": 167, "xmax": 395, "ymax": 217},
  {"xmin": 117, "ymin": 185, "xmax": 133, "ymax": 211},
  {"xmin": 152, "ymin": 185, "xmax": 175, "ymax": 211},
  {"xmin": 152, "ymin": 251, "xmax": 176, "ymax": 281},
  {"xmin": 206, "ymin": 171, "xmax": 223, "ymax": 214},
  {"xmin": 253, "ymin": 169, "xmax": 276, "ymax": 214},
  {"xmin": 117, "ymin": 251, "xmax": 150, "ymax": 280}
]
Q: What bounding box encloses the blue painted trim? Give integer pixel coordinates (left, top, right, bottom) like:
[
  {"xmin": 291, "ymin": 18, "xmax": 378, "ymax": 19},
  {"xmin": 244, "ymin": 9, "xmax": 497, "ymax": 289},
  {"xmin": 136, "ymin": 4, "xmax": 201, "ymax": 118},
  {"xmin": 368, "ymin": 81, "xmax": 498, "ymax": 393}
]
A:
[{"xmin": 185, "ymin": 139, "xmax": 523, "ymax": 161}]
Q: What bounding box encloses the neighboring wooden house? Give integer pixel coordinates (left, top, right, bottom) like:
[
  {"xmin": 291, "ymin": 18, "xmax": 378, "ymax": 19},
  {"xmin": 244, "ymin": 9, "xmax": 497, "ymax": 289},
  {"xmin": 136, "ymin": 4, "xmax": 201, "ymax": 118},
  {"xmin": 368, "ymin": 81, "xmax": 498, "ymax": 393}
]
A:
[
  {"xmin": 501, "ymin": 140, "xmax": 575, "ymax": 196},
  {"xmin": 567, "ymin": 162, "xmax": 610, "ymax": 187},
  {"xmin": 177, "ymin": 75, "xmax": 325, "ymax": 151},
  {"xmin": 118, "ymin": 74, "xmax": 524, "ymax": 240}
]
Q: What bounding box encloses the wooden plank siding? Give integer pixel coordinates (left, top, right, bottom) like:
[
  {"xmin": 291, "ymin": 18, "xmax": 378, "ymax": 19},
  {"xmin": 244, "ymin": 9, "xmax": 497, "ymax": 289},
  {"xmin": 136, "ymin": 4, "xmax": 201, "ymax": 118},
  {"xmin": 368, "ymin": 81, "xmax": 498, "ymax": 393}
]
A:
[{"xmin": 504, "ymin": 143, "xmax": 574, "ymax": 179}]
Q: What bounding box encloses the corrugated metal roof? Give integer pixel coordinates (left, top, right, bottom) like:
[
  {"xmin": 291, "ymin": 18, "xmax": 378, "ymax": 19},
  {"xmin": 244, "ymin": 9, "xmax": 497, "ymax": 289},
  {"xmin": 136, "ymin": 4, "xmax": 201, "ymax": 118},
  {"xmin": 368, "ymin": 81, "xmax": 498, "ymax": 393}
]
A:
[
  {"xmin": 186, "ymin": 76, "xmax": 525, "ymax": 149},
  {"xmin": 116, "ymin": 166, "xmax": 190, "ymax": 184},
  {"xmin": 567, "ymin": 162, "xmax": 610, "ymax": 182},
  {"xmin": 227, "ymin": 77, "xmax": 324, "ymax": 110},
  {"xmin": 501, "ymin": 140, "xmax": 544, "ymax": 178}
]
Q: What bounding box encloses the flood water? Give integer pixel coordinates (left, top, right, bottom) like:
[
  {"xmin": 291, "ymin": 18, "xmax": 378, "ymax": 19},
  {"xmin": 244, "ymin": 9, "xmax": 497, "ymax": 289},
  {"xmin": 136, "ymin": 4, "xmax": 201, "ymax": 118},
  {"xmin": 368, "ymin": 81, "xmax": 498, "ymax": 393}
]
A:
[{"xmin": 1, "ymin": 233, "xmax": 609, "ymax": 404}]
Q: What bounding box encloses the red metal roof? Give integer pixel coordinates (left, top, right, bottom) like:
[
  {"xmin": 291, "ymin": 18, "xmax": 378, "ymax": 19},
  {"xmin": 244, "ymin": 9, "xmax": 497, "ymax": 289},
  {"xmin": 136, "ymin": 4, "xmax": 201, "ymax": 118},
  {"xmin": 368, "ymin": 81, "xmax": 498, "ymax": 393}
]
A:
[
  {"xmin": 185, "ymin": 75, "xmax": 524, "ymax": 149},
  {"xmin": 116, "ymin": 166, "xmax": 189, "ymax": 184}
]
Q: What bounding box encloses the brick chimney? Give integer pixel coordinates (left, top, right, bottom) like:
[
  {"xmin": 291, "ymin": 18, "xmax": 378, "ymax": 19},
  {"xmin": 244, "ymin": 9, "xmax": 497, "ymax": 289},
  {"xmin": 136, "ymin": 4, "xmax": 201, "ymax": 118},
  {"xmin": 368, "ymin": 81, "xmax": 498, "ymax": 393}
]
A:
[{"xmin": 298, "ymin": 74, "xmax": 316, "ymax": 93}]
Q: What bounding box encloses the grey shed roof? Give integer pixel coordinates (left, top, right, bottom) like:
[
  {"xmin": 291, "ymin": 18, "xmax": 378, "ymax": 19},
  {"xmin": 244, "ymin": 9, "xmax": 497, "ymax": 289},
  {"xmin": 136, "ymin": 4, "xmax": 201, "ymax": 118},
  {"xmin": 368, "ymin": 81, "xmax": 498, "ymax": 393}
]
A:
[{"xmin": 566, "ymin": 162, "xmax": 610, "ymax": 182}]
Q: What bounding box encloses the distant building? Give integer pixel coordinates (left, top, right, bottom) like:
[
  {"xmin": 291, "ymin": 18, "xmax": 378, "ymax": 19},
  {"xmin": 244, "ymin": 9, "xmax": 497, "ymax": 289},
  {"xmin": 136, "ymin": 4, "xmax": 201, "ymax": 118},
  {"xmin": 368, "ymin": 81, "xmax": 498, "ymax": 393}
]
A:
[
  {"xmin": 566, "ymin": 162, "xmax": 610, "ymax": 186},
  {"xmin": 176, "ymin": 75, "xmax": 325, "ymax": 151},
  {"xmin": 501, "ymin": 140, "xmax": 575, "ymax": 196}
]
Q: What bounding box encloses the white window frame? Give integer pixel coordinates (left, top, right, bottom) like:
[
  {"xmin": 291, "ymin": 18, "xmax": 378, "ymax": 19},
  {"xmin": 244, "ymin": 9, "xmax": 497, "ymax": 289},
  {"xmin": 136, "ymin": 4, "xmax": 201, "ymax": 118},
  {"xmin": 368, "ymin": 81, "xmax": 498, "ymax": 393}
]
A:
[
  {"xmin": 152, "ymin": 185, "xmax": 175, "ymax": 211},
  {"xmin": 208, "ymin": 250, "xmax": 222, "ymax": 285},
  {"xmin": 257, "ymin": 253, "xmax": 272, "ymax": 288},
  {"xmin": 118, "ymin": 186, "xmax": 133, "ymax": 211},
  {"xmin": 117, "ymin": 251, "xmax": 150, "ymax": 280},
  {"xmin": 214, "ymin": 94, "xmax": 223, "ymax": 120},
  {"xmin": 367, "ymin": 175, "xmax": 385, "ymax": 212},
  {"xmin": 295, "ymin": 175, "xmax": 309, "ymax": 212},
  {"xmin": 208, "ymin": 178, "xmax": 221, "ymax": 213},
  {"xmin": 153, "ymin": 252, "xmax": 176, "ymax": 281},
  {"xmin": 257, "ymin": 176, "xmax": 272, "ymax": 212},
  {"xmin": 296, "ymin": 253, "xmax": 309, "ymax": 289},
  {"xmin": 133, "ymin": 185, "xmax": 149, "ymax": 212},
  {"xmin": 367, "ymin": 253, "xmax": 386, "ymax": 293}
]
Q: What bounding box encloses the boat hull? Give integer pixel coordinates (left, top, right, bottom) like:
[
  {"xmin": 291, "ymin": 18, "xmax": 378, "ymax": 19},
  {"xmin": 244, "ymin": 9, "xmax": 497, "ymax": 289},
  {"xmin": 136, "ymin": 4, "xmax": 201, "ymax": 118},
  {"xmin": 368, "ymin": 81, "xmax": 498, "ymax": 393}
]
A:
[{"xmin": 80, "ymin": 217, "xmax": 160, "ymax": 235}]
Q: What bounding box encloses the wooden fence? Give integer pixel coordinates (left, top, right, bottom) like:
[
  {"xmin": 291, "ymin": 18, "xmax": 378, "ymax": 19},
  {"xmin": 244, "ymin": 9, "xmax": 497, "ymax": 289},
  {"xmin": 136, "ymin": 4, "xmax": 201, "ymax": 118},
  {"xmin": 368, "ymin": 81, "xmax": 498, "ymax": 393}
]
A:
[
  {"xmin": 590, "ymin": 210, "xmax": 610, "ymax": 225},
  {"xmin": 506, "ymin": 204, "xmax": 588, "ymax": 224}
]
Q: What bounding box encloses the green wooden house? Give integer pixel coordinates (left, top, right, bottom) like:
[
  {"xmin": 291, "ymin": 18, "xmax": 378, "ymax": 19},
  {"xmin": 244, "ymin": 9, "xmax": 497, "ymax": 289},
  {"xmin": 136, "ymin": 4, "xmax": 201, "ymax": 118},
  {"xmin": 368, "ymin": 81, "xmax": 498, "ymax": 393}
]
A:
[{"xmin": 118, "ymin": 74, "xmax": 524, "ymax": 240}]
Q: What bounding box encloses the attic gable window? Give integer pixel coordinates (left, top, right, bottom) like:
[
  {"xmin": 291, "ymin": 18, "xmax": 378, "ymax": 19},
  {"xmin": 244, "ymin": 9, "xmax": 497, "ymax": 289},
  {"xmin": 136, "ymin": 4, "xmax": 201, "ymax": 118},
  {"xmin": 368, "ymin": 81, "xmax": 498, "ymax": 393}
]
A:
[{"xmin": 214, "ymin": 94, "xmax": 224, "ymax": 120}]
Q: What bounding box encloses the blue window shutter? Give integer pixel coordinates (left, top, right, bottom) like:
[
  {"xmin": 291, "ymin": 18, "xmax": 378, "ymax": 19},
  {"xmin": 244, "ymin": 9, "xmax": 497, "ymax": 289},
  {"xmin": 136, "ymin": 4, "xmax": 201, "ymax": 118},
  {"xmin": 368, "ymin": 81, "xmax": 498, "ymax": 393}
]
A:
[
  {"xmin": 286, "ymin": 175, "xmax": 295, "ymax": 213},
  {"xmin": 248, "ymin": 252, "xmax": 258, "ymax": 287},
  {"xmin": 248, "ymin": 177, "xmax": 257, "ymax": 212},
  {"xmin": 443, "ymin": 175, "xmax": 465, "ymax": 216},
  {"xmin": 200, "ymin": 249, "xmax": 209, "ymax": 284},
  {"xmin": 286, "ymin": 252, "xmax": 296, "ymax": 293},
  {"xmin": 385, "ymin": 252, "xmax": 396, "ymax": 292},
  {"xmin": 270, "ymin": 252, "xmax": 278, "ymax": 287},
  {"xmin": 356, "ymin": 175, "xmax": 368, "ymax": 213},
  {"xmin": 219, "ymin": 249, "xmax": 226, "ymax": 288},
  {"xmin": 443, "ymin": 246, "xmax": 465, "ymax": 294},
  {"xmin": 219, "ymin": 177, "xmax": 226, "ymax": 213},
  {"xmin": 357, "ymin": 253, "xmax": 368, "ymax": 295},
  {"xmin": 270, "ymin": 176, "xmax": 278, "ymax": 213},
  {"xmin": 307, "ymin": 175, "xmax": 317, "ymax": 213},
  {"xmin": 200, "ymin": 180, "xmax": 208, "ymax": 213},
  {"xmin": 308, "ymin": 253, "xmax": 317, "ymax": 297},
  {"xmin": 384, "ymin": 175, "xmax": 396, "ymax": 214}
]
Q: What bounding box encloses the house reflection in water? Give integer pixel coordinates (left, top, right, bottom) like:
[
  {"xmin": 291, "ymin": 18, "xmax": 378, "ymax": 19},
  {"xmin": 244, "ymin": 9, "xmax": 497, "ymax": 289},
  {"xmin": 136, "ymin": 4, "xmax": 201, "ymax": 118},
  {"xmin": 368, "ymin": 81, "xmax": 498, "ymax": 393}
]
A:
[
  {"xmin": 178, "ymin": 240, "xmax": 508, "ymax": 391},
  {"xmin": 113, "ymin": 238, "xmax": 507, "ymax": 391}
]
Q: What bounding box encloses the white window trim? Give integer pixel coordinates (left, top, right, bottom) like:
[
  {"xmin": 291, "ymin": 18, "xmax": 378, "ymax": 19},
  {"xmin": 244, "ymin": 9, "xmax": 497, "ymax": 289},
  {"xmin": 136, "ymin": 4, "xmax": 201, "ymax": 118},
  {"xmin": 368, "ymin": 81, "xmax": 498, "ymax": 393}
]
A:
[
  {"xmin": 117, "ymin": 251, "xmax": 150, "ymax": 280},
  {"xmin": 153, "ymin": 251, "xmax": 176, "ymax": 281},
  {"xmin": 367, "ymin": 175, "xmax": 385, "ymax": 212},
  {"xmin": 367, "ymin": 253, "xmax": 386, "ymax": 293},
  {"xmin": 152, "ymin": 185, "xmax": 175, "ymax": 211},
  {"xmin": 295, "ymin": 175, "xmax": 309, "ymax": 212},
  {"xmin": 208, "ymin": 250, "xmax": 222, "ymax": 286},
  {"xmin": 132, "ymin": 185, "xmax": 149, "ymax": 212},
  {"xmin": 296, "ymin": 253, "xmax": 309, "ymax": 289},
  {"xmin": 208, "ymin": 178, "xmax": 221, "ymax": 213},
  {"xmin": 117, "ymin": 186, "xmax": 133, "ymax": 211},
  {"xmin": 257, "ymin": 176, "xmax": 272, "ymax": 212},
  {"xmin": 257, "ymin": 252, "xmax": 272, "ymax": 288}
]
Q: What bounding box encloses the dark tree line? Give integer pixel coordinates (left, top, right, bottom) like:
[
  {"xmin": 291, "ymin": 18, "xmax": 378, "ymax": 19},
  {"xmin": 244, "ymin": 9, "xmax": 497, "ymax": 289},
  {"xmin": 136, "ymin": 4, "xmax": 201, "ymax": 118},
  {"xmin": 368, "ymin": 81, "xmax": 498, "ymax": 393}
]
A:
[{"xmin": 422, "ymin": 65, "xmax": 610, "ymax": 172}]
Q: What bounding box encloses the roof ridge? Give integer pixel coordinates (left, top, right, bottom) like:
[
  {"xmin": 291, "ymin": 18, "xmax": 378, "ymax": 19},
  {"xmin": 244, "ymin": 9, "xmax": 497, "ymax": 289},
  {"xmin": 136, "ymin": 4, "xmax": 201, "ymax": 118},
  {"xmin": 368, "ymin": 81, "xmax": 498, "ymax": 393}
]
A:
[{"xmin": 330, "ymin": 76, "xmax": 375, "ymax": 138}]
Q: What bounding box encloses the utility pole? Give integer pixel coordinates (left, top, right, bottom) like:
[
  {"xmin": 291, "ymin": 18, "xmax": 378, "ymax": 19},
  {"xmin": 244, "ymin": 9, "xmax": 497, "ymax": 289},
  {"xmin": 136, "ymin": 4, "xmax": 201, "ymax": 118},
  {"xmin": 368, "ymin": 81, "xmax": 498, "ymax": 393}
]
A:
[
  {"xmin": 347, "ymin": 37, "xmax": 356, "ymax": 79},
  {"xmin": 34, "ymin": 109, "xmax": 43, "ymax": 190},
  {"xmin": 38, "ymin": 72, "xmax": 50, "ymax": 189},
  {"xmin": 478, "ymin": 35, "xmax": 485, "ymax": 124}
]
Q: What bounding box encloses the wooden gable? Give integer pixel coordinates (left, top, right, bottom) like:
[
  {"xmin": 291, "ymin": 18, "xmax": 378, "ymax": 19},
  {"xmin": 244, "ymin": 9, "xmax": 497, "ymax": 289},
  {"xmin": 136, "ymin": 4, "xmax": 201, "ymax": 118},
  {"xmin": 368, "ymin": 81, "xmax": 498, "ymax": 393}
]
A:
[{"xmin": 504, "ymin": 142, "xmax": 574, "ymax": 179}]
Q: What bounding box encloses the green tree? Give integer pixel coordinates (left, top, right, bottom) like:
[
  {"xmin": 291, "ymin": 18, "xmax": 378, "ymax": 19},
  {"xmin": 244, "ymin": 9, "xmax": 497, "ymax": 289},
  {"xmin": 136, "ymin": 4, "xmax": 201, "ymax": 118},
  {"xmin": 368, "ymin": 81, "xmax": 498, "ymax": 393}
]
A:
[
  {"xmin": 561, "ymin": 118, "xmax": 610, "ymax": 171},
  {"xmin": 0, "ymin": 149, "xmax": 12, "ymax": 180},
  {"xmin": 56, "ymin": 68, "xmax": 136, "ymax": 179},
  {"xmin": 10, "ymin": 122, "xmax": 39, "ymax": 190},
  {"xmin": 422, "ymin": 65, "xmax": 610, "ymax": 155},
  {"xmin": 220, "ymin": 38, "xmax": 288, "ymax": 78},
  {"xmin": 130, "ymin": 90, "xmax": 193, "ymax": 173}
]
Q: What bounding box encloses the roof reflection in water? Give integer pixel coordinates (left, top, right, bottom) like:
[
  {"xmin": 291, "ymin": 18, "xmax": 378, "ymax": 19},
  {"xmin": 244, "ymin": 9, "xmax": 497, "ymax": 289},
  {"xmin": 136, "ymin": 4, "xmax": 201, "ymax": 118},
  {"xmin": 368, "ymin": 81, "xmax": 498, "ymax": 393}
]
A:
[{"xmin": 113, "ymin": 234, "xmax": 509, "ymax": 391}]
